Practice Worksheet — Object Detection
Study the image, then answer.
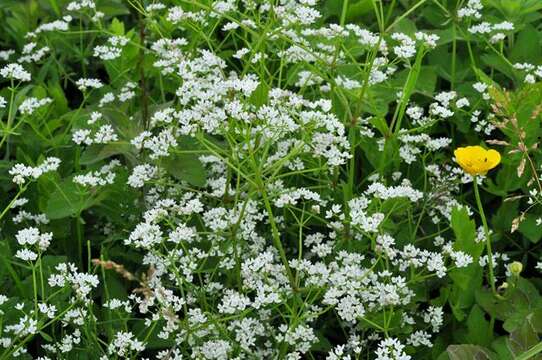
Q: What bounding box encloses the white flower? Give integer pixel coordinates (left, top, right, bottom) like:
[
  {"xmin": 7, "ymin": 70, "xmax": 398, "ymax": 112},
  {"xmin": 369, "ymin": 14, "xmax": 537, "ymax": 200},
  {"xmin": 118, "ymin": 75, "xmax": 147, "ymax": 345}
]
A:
[
  {"xmin": 73, "ymin": 160, "xmax": 119, "ymax": 187},
  {"xmin": 15, "ymin": 227, "xmax": 52, "ymax": 250},
  {"xmin": 27, "ymin": 17, "xmax": 71, "ymax": 37},
  {"xmin": 9, "ymin": 157, "xmax": 61, "ymax": 185},
  {"xmin": 127, "ymin": 164, "xmax": 157, "ymax": 188},
  {"xmin": 125, "ymin": 222, "xmax": 163, "ymax": 249},
  {"xmin": 76, "ymin": 78, "xmax": 104, "ymax": 91},
  {"xmin": 38, "ymin": 303, "xmax": 57, "ymax": 318},
  {"xmin": 375, "ymin": 338, "xmax": 411, "ymax": 360},
  {"xmin": 67, "ymin": 0, "xmax": 96, "ymax": 11},
  {"xmin": 93, "ymin": 36, "xmax": 129, "ymax": 60},
  {"xmin": 424, "ymin": 306, "xmax": 444, "ymax": 332},
  {"xmin": 458, "ymin": 0, "xmax": 483, "ymax": 19},
  {"xmin": 5, "ymin": 315, "xmax": 38, "ymax": 337},
  {"xmin": 0, "ymin": 63, "xmax": 31, "ymax": 82},
  {"xmin": 18, "ymin": 97, "xmax": 52, "ymax": 115},
  {"xmin": 391, "ymin": 33, "xmax": 416, "ymax": 59},
  {"xmin": 0, "ymin": 49, "xmax": 15, "ymax": 61},
  {"xmin": 473, "ymin": 82, "xmax": 488, "ymax": 93},
  {"xmin": 15, "ymin": 249, "xmax": 38, "ymax": 261},
  {"xmin": 107, "ymin": 331, "xmax": 145, "ymax": 357}
]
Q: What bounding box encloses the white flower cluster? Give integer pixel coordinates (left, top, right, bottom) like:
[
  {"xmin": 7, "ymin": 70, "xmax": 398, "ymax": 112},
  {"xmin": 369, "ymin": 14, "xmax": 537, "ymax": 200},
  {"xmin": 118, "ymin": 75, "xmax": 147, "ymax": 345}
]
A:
[
  {"xmin": 349, "ymin": 196, "xmax": 385, "ymax": 233},
  {"xmin": 75, "ymin": 78, "xmax": 103, "ymax": 91},
  {"xmin": 457, "ymin": 0, "xmax": 483, "ymax": 19},
  {"xmin": 131, "ymin": 129, "xmax": 177, "ymax": 159},
  {"xmin": 0, "ymin": 63, "xmax": 31, "ymax": 82},
  {"xmin": 13, "ymin": 204, "xmax": 47, "ymax": 221},
  {"xmin": 127, "ymin": 164, "xmax": 158, "ymax": 188},
  {"xmin": 0, "ymin": 49, "xmax": 15, "ymax": 60},
  {"xmin": 73, "ymin": 160, "xmax": 120, "ymax": 187},
  {"xmin": 398, "ymin": 133, "xmax": 452, "ymax": 164},
  {"xmin": 93, "ymin": 36, "xmax": 129, "ymax": 60},
  {"xmin": 66, "ymin": 0, "xmax": 96, "ymax": 11},
  {"xmin": 19, "ymin": 42, "xmax": 50, "ymax": 63},
  {"xmin": 468, "ymin": 21, "xmax": 514, "ymax": 43},
  {"xmin": 366, "ymin": 181, "xmax": 423, "ymax": 202},
  {"xmin": 15, "ymin": 227, "xmax": 52, "ymax": 262},
  {"xmin": 72, "ymin": 124, "xmax": 118, "ymax": 145},
  {"xmin": 27, "ymin": 16, "xmax": 72, "ymax": 37},
  {"xmin": 48, "ymin": 263, "xmax": 99, "ymax": 301},
  {"xmin": 9, "ymin": 157, "xmax": 61, "ymax": 185},
  {"xmin": 375, "ymin": 338, "xmax": 411, "ymax": 360},
  {"xmin": 107, "ymin": 331, "xmax": 145, "ymax": 358},
  {"xmin": 18, "ymin": 97, "xmax": 52, "ymax": 115},
  {"xmin": 514, "ymin": 63, "xmax": 542, "ymax": 84}
]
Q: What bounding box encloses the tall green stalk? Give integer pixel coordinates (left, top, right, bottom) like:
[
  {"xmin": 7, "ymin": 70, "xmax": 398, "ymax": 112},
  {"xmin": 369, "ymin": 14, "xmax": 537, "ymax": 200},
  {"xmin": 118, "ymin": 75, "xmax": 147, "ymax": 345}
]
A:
[{"xmin": 473, "ymin": 177, "xmax": 497, "ymax": 296}]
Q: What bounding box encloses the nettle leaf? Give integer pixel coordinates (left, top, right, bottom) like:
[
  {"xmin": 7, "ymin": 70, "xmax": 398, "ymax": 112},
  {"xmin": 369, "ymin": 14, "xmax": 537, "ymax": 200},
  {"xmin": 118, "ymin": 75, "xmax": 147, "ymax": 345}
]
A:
[{"xmin": 45, "ymin": 178, "xmax": 95, "ymax": 219}]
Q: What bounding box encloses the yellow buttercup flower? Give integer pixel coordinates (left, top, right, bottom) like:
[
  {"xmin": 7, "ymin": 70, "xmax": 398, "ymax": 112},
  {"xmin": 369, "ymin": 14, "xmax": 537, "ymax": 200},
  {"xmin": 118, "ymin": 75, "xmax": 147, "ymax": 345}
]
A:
[{"xmin": 454, "ymin": 146, "xmax": 501, "ymax": 175}]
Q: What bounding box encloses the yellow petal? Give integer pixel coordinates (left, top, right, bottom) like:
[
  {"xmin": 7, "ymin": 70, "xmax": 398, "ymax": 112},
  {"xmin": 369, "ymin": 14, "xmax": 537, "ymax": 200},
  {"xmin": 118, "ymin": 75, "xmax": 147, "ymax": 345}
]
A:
[
  {"xmin": 485, "ymin": 149, "xmax": 501, "ymax": 169},
  {"xmin": 454, "ymin": 146, "xmax": 501, "ymax": 176}
]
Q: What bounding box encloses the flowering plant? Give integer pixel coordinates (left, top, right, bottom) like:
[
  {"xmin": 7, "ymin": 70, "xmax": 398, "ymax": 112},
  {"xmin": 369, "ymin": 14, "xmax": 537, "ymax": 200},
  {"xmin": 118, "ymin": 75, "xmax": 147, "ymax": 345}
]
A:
[{"xmin": 0, "ymin": 0, "xmax": 541, "ymax": 359}]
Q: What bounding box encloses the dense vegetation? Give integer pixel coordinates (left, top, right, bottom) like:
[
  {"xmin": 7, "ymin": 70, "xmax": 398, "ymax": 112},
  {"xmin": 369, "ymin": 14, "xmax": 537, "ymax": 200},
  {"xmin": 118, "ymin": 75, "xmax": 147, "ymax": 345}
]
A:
[{"xmin": 0, "ymin": 0, "xmax": 542, "ymax": 359}]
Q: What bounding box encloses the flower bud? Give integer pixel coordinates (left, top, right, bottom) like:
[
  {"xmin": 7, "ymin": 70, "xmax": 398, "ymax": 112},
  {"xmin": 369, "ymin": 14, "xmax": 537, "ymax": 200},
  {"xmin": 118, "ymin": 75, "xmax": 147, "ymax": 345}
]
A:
[{"xmin": 509, "ymin": 261, "xmax": 523, "ymax": 276}]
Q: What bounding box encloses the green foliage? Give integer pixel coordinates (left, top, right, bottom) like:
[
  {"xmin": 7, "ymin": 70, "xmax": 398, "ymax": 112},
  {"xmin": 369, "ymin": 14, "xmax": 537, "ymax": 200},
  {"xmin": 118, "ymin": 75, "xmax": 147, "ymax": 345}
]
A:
[{"xmin": 1, "ymin": 0, "xmax": 542, "ymax": 359}]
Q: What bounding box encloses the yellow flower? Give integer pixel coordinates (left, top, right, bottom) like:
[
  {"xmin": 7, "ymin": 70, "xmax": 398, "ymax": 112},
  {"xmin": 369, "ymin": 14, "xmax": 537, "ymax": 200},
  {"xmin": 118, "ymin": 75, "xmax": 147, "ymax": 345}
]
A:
[{"xmin": 454, "ymin": 146, "xmax": 501, "ymax": 176}]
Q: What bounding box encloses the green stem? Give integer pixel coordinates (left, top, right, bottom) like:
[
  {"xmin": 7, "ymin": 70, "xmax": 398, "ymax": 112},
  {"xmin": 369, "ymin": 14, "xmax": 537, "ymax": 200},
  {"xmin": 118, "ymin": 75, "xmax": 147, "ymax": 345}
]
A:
[
  {"xmin": 473, "ymin": 177, "xmax": 497, "ymax": 296},
  {"xmin": 516, "ymin": 341, "xmax": 542, "ymax": 360},
  {"xmin": 1, "ymin": 80, "xmax": 16, "ymax": 158},
  {"xmin": 260, "ymin": 185, "xmax": 297, "ymax": 291},
  {"xmin": 76, "ymin": 214, "xmax": 84, "ymax": 269},
  {"xmin": 340, "ymin": 0, "xmax": 349, "ymax": 26}
]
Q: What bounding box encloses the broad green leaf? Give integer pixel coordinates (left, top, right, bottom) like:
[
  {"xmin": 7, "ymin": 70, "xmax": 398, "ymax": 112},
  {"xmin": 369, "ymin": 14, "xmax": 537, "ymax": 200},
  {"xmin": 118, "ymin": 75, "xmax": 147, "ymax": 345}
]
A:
[
  {"xmin": 45, "ymin": 178, "xmax": 94, "ymax": 219},
  {"xmin": 451, "ymin": 206, "xmax": 483, "ymax": 259},
  {"xmin": 163, "ymin": 154, "xmax": 207, "ymax": 187}
]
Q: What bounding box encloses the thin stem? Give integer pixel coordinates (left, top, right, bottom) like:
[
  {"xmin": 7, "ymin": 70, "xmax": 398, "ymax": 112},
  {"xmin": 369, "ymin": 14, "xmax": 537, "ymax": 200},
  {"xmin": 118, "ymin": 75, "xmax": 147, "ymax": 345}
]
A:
[
  {"xmin": 516, "ymin": 341, "xmax": 542, "ymax": 360},
  {"xmin": 473, "ymin": 177, "xmax": 497, "ymax": 296}
]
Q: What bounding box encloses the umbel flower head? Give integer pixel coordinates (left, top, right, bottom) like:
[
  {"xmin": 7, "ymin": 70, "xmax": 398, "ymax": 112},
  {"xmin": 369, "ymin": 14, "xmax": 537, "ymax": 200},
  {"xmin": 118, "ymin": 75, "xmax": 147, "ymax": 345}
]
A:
[{"xmin": 454, "ymin": 145, "xmax": 501, "ymax": 175}]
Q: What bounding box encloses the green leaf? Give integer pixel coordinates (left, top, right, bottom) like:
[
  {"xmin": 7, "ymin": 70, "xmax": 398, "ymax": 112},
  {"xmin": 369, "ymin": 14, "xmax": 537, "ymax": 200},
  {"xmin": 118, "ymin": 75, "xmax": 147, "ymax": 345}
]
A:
[
  {"xmin": 45, "ymin": 178, "xmax": 94, "ymax": 219},
  {"xmin": 451, "ymin": 206, "xmax": 483, "ymax": 259},
  {"xmin": 510, "ymin": 25, "xmax": 542, "ymax": 64},
  {"xmin": 163, "ymin": 154, "xmax": 207, "ymax": 187},
  {"xmin": 518, "ymin": 214, "xmax": 542, "ymax": 243},
  {"xmin": 508, "ymin": 314, "xmax": 541, "ymax": 356},
  {"xmin": 467, "ymin": 305, "xmax": 494, "ymax": 347},
  {"xmin": 40, "ymin": 331, "xmax": 53, "ymax": 342},
  {"xmin": 80, "ymin": 144, "xmax": 134, "ymax": 165},
  {"xmin": 249, "ymin": 81, "xmax": 269, "ymax": 107},
  {"xmin": 446, "ymin": 344, "xmax": 497, "ymax": 360}
]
